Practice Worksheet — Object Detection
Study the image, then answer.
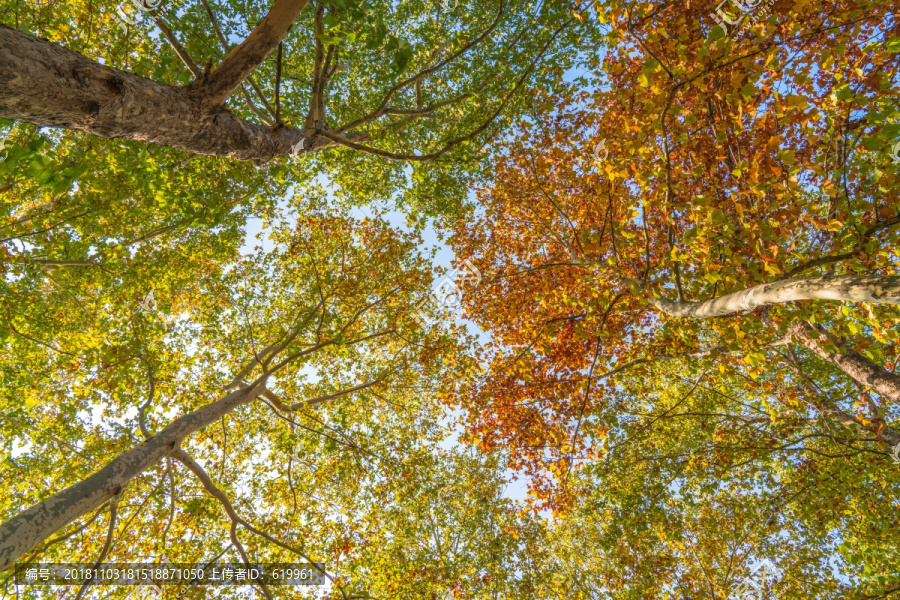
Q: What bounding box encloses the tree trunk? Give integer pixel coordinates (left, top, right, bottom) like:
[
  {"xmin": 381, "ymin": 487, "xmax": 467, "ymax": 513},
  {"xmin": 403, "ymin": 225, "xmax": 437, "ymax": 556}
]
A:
[
  {"xmin": 0, "ymin": 23, "xmax": 362, "ymax": 161},
  {"xmin": 0, "ymin": 381, "xmax": 267, "ymax": 571},
  {"xmin": 643, "ymin": 275, "xmax": 900, "ymax": 319},
  {"xmin": 788, "ymin": 320, "xmax": 900, "ymax": 404}
]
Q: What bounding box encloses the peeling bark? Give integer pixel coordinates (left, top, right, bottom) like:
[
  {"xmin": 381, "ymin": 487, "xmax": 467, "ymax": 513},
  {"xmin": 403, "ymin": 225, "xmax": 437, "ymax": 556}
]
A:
[
  {"xmin": 788, "ymin": 320, "xmax": 900, "ymax": 404},
  {"xmin": 641, "ymin": 275, "xmax": 900, "ymax": 318},
  {"xmin": 0, "ymin": 24, "xmax": 363, "ymax": 161},
  {"xmin": 0, "ymin": 381, "xmax": 267, "ymax": 572}
]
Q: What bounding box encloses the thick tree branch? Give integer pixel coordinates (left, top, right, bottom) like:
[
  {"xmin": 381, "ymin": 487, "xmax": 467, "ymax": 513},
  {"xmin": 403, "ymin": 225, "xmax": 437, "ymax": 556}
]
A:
[
  {"xmin": 787, "ymin": 320, "xmax": 900, "ymax": 405},
  {"xmin": 625, "ymin": 275, "xmax": 900, "ymax": 318},
  {"xmin": 197, "ymin": 0, "xmax": 312, "ymax": 106},
  {"xmin": 0, "ymin": 24, "xmax": 365, "ymax": 160},
  {"xmin": 200, "ymin": 0, "xmax": 278, "ymax": 121}
]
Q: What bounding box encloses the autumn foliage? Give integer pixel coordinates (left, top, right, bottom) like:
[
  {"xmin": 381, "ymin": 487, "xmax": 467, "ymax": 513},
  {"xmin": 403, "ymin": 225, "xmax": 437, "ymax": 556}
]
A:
[{"xmin": 2, "ymin": 0, "xmax": 900, "ymax": 596}]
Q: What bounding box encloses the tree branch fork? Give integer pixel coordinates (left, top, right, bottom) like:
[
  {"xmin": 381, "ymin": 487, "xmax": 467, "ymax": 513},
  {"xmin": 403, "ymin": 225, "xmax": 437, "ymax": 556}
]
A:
[{"xmin": 0, "ymin": 0, "xmax": 539, "ymax": 163}]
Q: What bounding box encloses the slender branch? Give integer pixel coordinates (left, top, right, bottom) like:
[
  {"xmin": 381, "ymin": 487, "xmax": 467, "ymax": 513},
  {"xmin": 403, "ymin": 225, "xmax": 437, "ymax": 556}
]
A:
[
  {"xmin": 324, "ymin": 8, "xmax": 574, "ymax": 161},
  {"xmin": 335, "ymin": 0, "xmax": 508, "ymax": 134},
  {"xmin": 246, "ymin": 77, "xmax": 278, "ymax": 118},
  {"xmin": 160, "ymin": 459, "xmax": 176, "ymax": 550},
  {"xmin": 138, "ymin": 362, "xmax": 156, "ymax": 440},
  {"xmin": 239, "ymin": 85, "xmax": 276, "ymax": 125},
  {"xmin": 73, "ymin": 496, "xmax": 120, "ymax": 600},
  {"xmin": 36, "ymin": 222, "xmax": 182, "ymax": 269},
  {"xmin": 171, "ymin": 449, "xmax": 336, "ymax": 592},
  {"xmin": 782, "ymin": 214, "xmax": 900, "ymax": 278},
  {"xmin": 170, "ymin": 449, "xmax": 273, "ymax": 600},
  {"xmin": 152, "ymin": 14, "xmax": 203, "ymax": 78},
  {"xmin": 298, "ymin": 366, "xmax": 405, "ymax": 408}
]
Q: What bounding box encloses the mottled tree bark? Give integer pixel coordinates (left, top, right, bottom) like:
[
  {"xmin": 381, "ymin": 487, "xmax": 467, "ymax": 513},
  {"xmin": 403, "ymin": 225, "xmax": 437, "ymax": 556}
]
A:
[
  {"xmin": 0, "ymin": 382, "xmax": 267, "ymax": 572},
  {"xmin": 0, "ymin": 25, "xmax": 302, "ymax": 160},
  {"xmin": 788, "ymin": 320, "xmax": 900, "ymax": 403}
]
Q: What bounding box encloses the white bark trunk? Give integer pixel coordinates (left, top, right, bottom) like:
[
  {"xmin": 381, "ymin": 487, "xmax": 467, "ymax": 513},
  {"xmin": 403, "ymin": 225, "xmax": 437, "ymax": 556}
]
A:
[{"xmin": 646, "ymin": 275, "xmax": 900, "ymax": 319}]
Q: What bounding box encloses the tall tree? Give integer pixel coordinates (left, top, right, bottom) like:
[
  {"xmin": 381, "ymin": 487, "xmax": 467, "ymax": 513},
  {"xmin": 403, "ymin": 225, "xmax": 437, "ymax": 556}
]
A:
[
  {"xmin": 448, "ymin": 0, "xmax": 900, "ymax": 595},
  {"xmin": 0, "ymin": 201, "xmax": 476, "ymax": 584},
  {"xmin": 451, "ymin": 0, "xmax": 900, "ymax": 490},
  {"xmin": 0, "ymin": 0, "xmax": 580, "ymax": 163}
]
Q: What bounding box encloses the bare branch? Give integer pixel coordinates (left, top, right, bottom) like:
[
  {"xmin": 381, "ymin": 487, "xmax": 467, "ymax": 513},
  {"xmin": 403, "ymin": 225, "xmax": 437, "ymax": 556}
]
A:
[
  {"xmin": 152, "ymin": 13, "xmax": 203, "ymax": 78},
  {"xmin": 73, "ymin": 495, "xmax": 120, "ymax": 600},
  {"xmin": 171, "ymin": 448, "xmax": 335, "ymax": 591}
]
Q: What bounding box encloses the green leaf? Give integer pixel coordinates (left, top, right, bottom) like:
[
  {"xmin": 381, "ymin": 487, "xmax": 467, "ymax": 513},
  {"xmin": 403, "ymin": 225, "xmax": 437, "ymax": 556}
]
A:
[{"xmin": 885, "ymin": 36, "xmax": 900, "ymax": 54}]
